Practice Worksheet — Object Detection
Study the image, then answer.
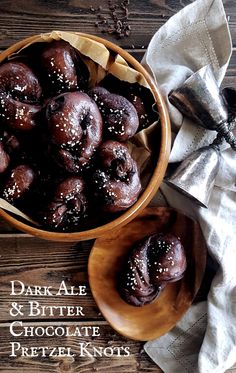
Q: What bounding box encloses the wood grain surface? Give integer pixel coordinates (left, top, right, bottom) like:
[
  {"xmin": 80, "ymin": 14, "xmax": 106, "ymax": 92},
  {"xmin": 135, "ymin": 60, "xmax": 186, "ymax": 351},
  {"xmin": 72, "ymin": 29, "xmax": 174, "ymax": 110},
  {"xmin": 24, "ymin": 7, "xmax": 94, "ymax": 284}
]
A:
[
  {"xmin": 0, "ymin": 321, "xmax": 156, "ymax": 372},
  {"xmin": 89, "ymin": 208, "xmax": 206, "ymax": 341},
  {"xmin": 0, "ymin": 0, "xmax": 236, "ymax": 372},
  {"xmin": 0, "ymin": 0, "xmax": 235, "ymax": 50}
]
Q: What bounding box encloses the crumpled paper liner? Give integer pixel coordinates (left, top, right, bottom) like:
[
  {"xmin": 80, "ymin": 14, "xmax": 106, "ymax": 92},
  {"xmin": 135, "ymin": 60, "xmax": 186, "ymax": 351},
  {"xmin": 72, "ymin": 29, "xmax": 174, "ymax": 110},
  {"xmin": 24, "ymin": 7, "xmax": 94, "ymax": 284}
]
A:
[{"xmin": 0, "ymin": 31, "xmax": 159, "ymax": 226}]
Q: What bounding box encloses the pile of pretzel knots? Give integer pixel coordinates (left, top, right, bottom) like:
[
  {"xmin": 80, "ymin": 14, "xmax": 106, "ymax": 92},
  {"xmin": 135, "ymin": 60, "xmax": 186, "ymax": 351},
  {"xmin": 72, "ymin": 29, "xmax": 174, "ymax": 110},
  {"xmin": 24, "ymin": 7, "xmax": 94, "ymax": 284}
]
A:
[{"xmin": 0, "ymin": 40, "xmax": 154, "ymax": 231}]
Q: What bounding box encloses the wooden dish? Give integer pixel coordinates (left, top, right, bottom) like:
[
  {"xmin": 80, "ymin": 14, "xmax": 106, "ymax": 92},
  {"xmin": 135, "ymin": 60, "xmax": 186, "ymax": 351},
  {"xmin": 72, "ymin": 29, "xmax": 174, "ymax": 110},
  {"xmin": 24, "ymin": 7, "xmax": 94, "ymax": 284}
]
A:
[
  {"xmin": 0, "ymin": 33, "xmax": 171, "ymax": 242},
  {"xmin": 88, "ymin": 207, "xmax": 207, "ymax": 341}
]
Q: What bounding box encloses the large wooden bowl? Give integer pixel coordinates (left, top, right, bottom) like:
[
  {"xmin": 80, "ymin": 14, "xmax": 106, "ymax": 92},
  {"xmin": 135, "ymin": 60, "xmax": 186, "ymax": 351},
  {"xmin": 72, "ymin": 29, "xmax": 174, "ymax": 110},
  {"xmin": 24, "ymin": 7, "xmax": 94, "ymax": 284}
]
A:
[
  {"xmin": 88, "ymin": 207, "xmax": 207, "ymax": 341},
  {"xmin": 0, "ymin": 33, "xmax": 171, "ymax": 241}
]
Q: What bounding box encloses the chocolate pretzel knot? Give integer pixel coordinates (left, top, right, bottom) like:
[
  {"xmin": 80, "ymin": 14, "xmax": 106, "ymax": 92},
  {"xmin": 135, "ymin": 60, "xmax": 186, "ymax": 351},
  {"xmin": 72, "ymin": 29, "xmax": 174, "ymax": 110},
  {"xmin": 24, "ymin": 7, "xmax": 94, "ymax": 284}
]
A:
[
  {"xmin": 89, "ymin": 87, "xmax": 139, "ymax": 141},
  {"xmin": 41, "ymin": 176, "xmax": 88, "ymax": 230},
  {"xmin": 46, "ymin": 91, "xmax": 103, "ymax": 173},
  {"xmin": 40, "ymin": 40, "xmax": 89, "ymax": 96},
  {"xmin": 92, "ymin": 140, "xmax": 142, "ymax": 212},
  {"xmin": 0, "ymin": 62, "xmax": 42, "ymax": 131},
  {"xmin": 120, "ymin": 233, "xmax": 187, "ymax": 306}
]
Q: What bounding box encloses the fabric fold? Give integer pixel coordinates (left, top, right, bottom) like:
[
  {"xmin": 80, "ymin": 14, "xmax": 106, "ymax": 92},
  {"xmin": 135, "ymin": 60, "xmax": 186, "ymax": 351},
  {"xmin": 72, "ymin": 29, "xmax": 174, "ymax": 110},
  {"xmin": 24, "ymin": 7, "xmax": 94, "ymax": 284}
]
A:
[{"xmin": 142, "ymin": 0, "xmax": 236, "ymax": 372}]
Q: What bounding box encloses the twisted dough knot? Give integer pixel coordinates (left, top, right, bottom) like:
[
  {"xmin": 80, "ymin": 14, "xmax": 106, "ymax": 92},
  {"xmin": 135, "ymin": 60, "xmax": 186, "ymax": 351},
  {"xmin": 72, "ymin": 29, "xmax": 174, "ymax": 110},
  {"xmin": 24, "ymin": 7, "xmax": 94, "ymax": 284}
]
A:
[
  {"xmin": 93, "ymin": 140, "xmax": 142, "ymax": 212},
  {"xmin": 88, "ymin": 87, "xmax": 139, "ymax": 141},
  {"xmin": 0, "ymin": 62, "xmax": 42, "ymax": 131},
  {"xmin": 120, "ymin": 233, "xmax": 187, "ymax": 306},
  {"xmin": 40, "ymin": 40, "xmax": 89, "ymax": 96},
  {"xmin": 124, "ymin": 90, "xmax": 149, "ymax": 130},
  {"xmin": 2, "ymin": 164, "xmax": 36, "ymax": 203},
  {"xmin": 46, "ymin": 91, "xmax": 103, "ymax": 173},
  {"xmin": 41, "ymin": 176, "xmax": 88, "ymax": 230},
  {"xmin": 100, "ymin": 75, "xmax": 154, "ymax": 130}
]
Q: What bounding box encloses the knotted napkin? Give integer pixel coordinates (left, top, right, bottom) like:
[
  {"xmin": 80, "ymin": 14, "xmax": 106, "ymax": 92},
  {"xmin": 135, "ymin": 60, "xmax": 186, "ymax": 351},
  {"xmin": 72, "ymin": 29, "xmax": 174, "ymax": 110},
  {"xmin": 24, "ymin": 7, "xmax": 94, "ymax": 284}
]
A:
[{"xmin": 142, "ymin": 0, "xmax": 236, "ymax": 372}]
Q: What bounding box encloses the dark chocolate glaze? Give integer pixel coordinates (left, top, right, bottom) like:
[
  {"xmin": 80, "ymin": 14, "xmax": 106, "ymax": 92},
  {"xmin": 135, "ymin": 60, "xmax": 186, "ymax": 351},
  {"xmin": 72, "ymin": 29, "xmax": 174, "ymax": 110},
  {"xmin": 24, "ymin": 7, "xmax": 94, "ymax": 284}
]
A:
[
  {"xmin": 46, "ymin": 91, "xmax": 103, "ymax": 173},
  {"xmin": 0, "ymin": 62, "xmax": 42, "ymax": 131},
  {"xmin": 40, "ymin": 176, "xmax": 88, "ymax": 231},
  {"xmin": 88, "ymin": 86, "xmax": 139, "ymax": 141},
  {"xmin": 92, "ymin": 140, "xmax": 142, "ymax": 212},
  {"xmin": 2, "ymin": 164, "xmax": 35, "ymax": 203},
  {"xmin": 40, "ymin": 40, "xmax": 89, "ymax": 96},
  {"xmin": 100, "ymin": 75, "xmax": 155, "ymax": 130},
  {"xmin": 119, "ymin": 233, "xmax": 187, "ymax": 306}
]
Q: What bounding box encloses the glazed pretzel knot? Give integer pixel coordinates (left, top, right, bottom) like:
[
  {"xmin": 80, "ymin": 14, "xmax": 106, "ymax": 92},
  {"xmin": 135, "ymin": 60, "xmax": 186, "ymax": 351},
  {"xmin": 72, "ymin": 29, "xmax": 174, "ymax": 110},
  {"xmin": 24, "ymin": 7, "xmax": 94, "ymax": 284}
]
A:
[
  {"xmin": 40, "ymin": 40, "xmax": 89, "ymax": 96},
  {"xmin": 41, "ymin": 176, "xmax": 88, "ymax": 231},
  {"xmin": 46, "ymin": 91, "xmax": 103, "ymax": 173},
  {"xmin": 92, "ymin": 140, "xmax": 142, "ymax": 212},
  {"xmin": 89, "ymin": 87, "xmax": 139, "ymax": 141},
  {"xmin": 120, "ymin": 233, "xmax": 187, "ymax": 306},
  {"xmin": 2, "ymin": 164, "xmax": 36, "ymax": 203},
  {"xmin": 0, "ymin": 62, "xmax": 42, "ymax": 131}
]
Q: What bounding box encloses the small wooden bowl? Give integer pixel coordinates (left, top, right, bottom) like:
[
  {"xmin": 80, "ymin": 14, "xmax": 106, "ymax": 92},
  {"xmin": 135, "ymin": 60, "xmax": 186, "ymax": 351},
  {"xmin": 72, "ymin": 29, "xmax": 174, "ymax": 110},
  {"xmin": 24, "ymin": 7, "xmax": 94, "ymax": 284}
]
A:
[
  {"xmin": 88, "ymin": 207, "xmax": 207, "ymax": 341},
  {"xmin": 0, "ymin": 33, "xmax": 171, "ymax": 242}
]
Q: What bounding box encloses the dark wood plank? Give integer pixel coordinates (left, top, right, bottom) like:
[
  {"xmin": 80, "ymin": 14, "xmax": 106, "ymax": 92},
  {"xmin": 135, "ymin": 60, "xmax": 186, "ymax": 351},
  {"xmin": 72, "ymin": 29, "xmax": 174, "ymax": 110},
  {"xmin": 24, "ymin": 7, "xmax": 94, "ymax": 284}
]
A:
[
  {"xmin": 0, "ymin": 237, "xmax": 103, "ymax": 321},
  {"xmin": 89, "ymin": 207, "xmax": 207, "ymax": 341},
  {"xmin": 0, "ymin": 321, "xmax": 235, "ymax": 372},
  {"xmin": 0, "ymin": 1, "xmax": 235, "ymax": 371},
  {"xmin": 0, "ymin": 0, "xmax": 235, "ymax": 49},
  {"xmin": 0, "ymin": 321, "xmax": 160, "ymax": 372}
]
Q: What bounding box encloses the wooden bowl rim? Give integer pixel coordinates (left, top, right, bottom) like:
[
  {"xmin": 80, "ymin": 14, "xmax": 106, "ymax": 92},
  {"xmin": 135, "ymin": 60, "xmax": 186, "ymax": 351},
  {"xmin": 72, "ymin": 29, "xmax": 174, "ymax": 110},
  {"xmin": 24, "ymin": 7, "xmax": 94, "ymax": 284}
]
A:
[
  {"xmin": 88, "ymin": 207, "xmax": 207, "ymax": 341},
  {"xmin": 0, "ymin": 32, "xmax": 171, "ymax": 242}
]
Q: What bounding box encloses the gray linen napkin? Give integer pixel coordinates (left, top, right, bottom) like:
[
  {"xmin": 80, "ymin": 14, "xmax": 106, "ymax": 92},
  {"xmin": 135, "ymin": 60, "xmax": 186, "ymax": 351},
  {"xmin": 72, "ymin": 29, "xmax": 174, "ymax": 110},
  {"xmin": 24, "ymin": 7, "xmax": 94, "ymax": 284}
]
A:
[
  {"xmin": 142, "ymin": 0, "xmax": 236, "ymax": 372},
  {"xmin": 145, "ymin": 302, "xmax": 207, "ymax": 373}
]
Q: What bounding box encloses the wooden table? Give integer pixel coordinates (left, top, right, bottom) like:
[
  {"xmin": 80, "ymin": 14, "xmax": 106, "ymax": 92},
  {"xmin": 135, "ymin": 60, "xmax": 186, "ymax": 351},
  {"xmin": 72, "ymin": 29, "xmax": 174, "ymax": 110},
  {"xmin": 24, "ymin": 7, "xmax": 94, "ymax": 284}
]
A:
[{"xmin": 0, "ymin": 1, "xmax": 235, "ymax": 372}]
